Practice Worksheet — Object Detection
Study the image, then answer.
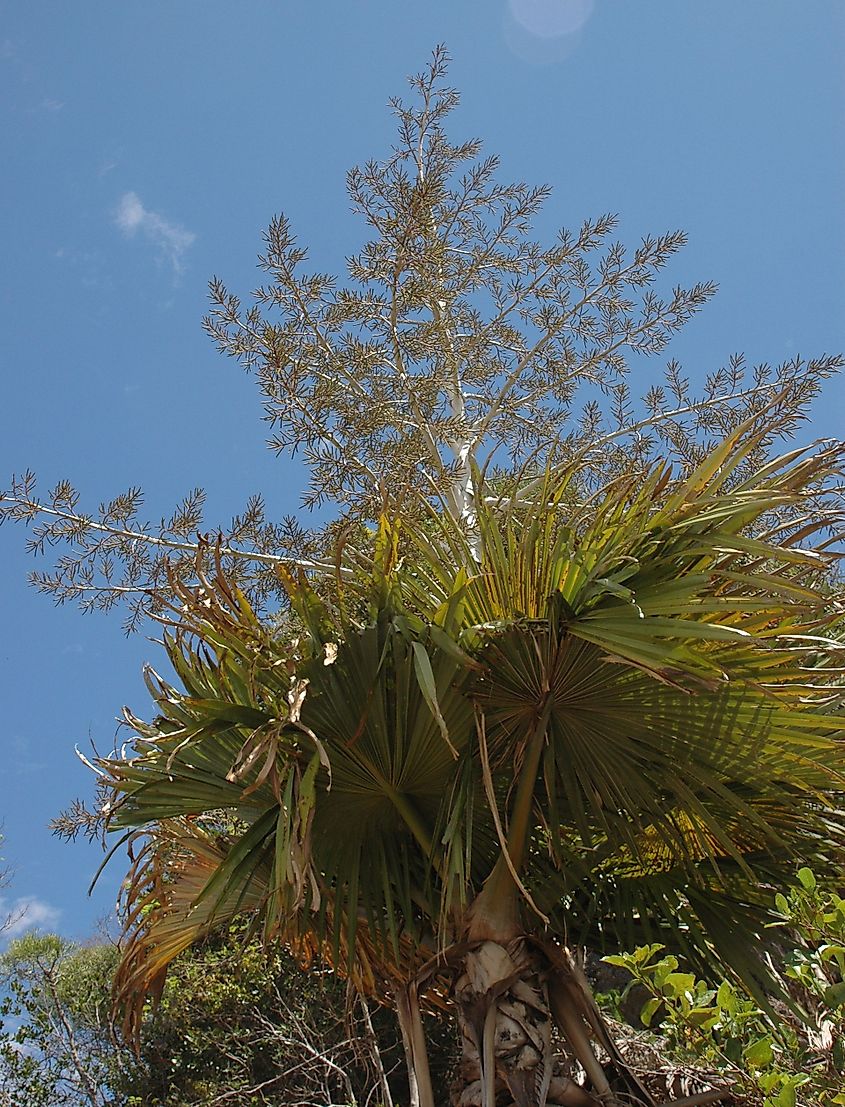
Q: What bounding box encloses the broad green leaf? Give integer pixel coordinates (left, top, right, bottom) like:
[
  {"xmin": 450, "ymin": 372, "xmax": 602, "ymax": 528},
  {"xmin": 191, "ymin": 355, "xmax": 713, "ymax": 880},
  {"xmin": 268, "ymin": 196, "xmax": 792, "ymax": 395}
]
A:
[
  {"xmin": 640, "ymin": 996, "xmax": 663, "ymax": 1027},
  {"xmin": 797, "ymin": 867, "xmax": 817, "ymax": 891},
  {"xmin": 743, "ymin": 1035, "xmax": 774, "ymax": 1070},
  {"xmin": 662, "ymin": 971, "xmax": 696, "ymax": 998}
]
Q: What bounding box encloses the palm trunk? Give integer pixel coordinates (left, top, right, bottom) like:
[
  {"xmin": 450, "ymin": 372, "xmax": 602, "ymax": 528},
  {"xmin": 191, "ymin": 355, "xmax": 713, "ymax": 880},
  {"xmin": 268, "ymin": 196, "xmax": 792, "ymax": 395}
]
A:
[
  {"xmin": 452, "ymin": 937, "xmax": 562, "ymax": 1107},
  {"xmin": 436, "ymin": 702, "xmax": 715, "ymax": 1106},
  {"xmin": 391, "ymin": 894, "xmax": 725, "ymax": 1107},
  {"xmin": 446, "ymin": 707, "xmax": 632, "ymax": 1107},
  {"xmin": 448, "ymin": 935, "xmax": 658, "ymax": 1107}
]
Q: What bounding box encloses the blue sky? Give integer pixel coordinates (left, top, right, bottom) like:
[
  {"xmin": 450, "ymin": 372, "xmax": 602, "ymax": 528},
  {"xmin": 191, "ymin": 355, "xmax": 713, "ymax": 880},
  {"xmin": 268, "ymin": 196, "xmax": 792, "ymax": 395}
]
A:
[{"xmin": 1, "ymin": 1, "xmax": 843, "ymax": 941}]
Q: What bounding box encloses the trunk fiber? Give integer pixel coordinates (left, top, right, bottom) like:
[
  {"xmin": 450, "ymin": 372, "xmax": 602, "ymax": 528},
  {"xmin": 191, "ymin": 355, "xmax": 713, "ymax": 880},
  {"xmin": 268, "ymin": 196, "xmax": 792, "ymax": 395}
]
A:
[{"xmin": 448, "ymin": 937, "xmax": 658, "ymax": 1107}]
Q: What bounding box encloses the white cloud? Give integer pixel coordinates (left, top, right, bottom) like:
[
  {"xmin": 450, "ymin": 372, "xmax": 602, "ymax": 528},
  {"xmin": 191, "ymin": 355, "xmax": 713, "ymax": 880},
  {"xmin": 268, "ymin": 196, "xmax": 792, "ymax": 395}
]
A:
[
  {"xmin": 114, "ymin": 191, "xmax": 196, "ymax": 275},
  {"xmin": 1, "ymin": 896, "xmax": 62, "ymax": 941}
]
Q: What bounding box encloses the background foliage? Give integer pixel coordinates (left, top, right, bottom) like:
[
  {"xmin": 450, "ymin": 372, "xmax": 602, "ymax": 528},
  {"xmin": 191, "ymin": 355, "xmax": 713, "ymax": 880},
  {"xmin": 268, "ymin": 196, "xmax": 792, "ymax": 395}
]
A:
[{"xmin": 2, "ymin": 872, "xmax": 842, "ymax": 1105}]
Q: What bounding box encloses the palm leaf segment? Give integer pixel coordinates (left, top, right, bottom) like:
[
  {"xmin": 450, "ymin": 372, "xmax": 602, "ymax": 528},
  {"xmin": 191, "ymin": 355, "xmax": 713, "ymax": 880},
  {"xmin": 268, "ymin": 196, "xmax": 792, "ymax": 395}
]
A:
[{"xmin": 101, "ymin": 432, "xmax": 845, "ymax": 1034}]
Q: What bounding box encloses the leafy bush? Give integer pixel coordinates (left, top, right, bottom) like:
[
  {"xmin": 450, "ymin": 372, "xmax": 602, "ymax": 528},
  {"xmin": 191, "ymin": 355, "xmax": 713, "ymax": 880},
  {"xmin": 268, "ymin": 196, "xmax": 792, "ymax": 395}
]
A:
[
  {"xmin": 603, "ymin": 869, "xmax": 845, "ymax": 1107},
  {"xmin": 0, "ymin": 925, "xmax": 456, "ymax": 1106},
  {"xmin": 0, "ymin": 934, "xmax": 120, "ymax": 1107}
]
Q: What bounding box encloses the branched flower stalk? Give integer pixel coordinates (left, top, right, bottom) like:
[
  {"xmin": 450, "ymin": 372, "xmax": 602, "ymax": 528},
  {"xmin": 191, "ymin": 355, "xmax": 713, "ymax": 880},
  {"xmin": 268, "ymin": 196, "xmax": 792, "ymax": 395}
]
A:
[{"xmin": 3, "ymin": 46, "xmax": 841, "ymax": 630}]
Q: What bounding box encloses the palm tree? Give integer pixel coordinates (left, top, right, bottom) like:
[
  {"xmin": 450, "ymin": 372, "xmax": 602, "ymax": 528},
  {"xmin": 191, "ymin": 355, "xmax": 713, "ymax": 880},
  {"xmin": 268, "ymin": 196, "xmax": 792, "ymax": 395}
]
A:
[{"xmin": 98, "ymin": 427, "xmax": 845, "ymax": 1107}]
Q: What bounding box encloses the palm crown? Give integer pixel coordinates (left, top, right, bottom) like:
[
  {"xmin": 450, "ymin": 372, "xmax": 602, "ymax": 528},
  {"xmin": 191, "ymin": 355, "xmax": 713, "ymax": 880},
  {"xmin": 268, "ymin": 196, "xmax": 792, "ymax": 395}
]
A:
[{"xmin": 98, "ymin": 426, "xmax": 845, "ymax": 1106}]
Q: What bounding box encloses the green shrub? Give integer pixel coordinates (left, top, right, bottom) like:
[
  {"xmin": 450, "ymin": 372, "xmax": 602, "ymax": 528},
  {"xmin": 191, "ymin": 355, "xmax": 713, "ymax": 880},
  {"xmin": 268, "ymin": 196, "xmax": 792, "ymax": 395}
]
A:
[{"xmin": 603, "ymin": 870, "xmax": 845, "ymax": 1107}]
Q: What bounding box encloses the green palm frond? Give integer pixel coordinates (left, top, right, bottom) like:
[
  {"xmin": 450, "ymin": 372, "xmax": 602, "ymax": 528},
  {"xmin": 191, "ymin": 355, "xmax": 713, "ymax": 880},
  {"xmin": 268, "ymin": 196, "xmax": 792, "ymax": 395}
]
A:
[
  {"xmin": 392, "ymin": 432, "xmax": 845, "ymax": 984},
  {"xmin": 101, "ymin": 559, "xmax": 479, "ymax": 1009}
]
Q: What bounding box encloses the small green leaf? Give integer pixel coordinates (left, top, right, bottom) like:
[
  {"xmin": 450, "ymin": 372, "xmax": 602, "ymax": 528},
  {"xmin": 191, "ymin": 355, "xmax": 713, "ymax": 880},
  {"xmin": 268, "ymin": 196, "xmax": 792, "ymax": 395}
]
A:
[
  {"xmin": 743, "ymin": 1035, "xmax": 774, "ymax": 1070},
  {"xmin": 724, "ymin": 1036, "xmax": 743, "ymax": 1062},
  {"xmin": 687, "ymin": 1006, "xmax": 719, "ymax": 1028},
  {"xmin": 716, "ymin": 980, "xmax": 736, "ymax": 1013},
  {"xmin": 797, "ymin": 867, "xmax": 816, "ymax": 891},
  {"xmin": 773, "ymin": 1084, "xmax": 797, "ymax": 1107},
  {"xmin": 662, "ymin": 971, "xmax": 696, "ymax": 998},
  {"xmin": 632, "ymin": 943, "xmax": 665, "ymax": 965},
  {"xmin": 601, "ymin": 954, "xmax": 631, "ymax": 969},
  {"xmin": 651, "ymin": 955, "xmax": 678, "ymax": 986},
  {"xmin": 640, "ymin": 996, "xmax": 662, "ymax": 1027}
]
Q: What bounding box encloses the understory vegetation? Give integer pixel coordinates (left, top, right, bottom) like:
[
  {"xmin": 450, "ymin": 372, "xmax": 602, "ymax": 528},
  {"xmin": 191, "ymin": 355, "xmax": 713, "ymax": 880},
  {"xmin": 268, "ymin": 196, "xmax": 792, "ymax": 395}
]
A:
[{"xmin": 2, "ymin": 871, "xmax": 842, "ymax": 1106}]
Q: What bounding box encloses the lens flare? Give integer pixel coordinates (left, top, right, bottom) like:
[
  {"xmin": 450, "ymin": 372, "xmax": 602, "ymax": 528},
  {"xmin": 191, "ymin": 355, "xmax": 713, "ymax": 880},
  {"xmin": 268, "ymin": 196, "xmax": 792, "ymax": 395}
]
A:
[{"xmin": 508, "ymin": 0, "xmax": 594, "ymax": 38}]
